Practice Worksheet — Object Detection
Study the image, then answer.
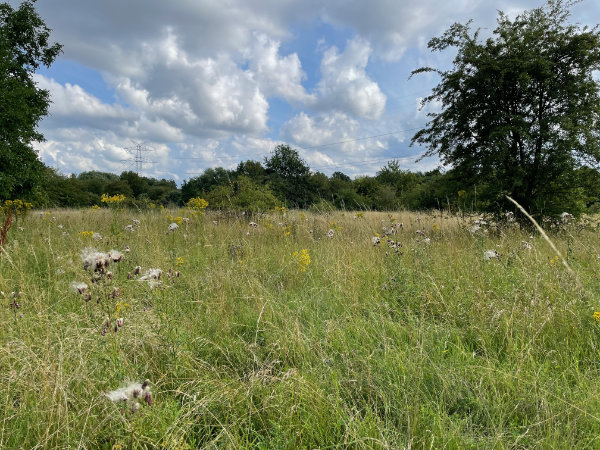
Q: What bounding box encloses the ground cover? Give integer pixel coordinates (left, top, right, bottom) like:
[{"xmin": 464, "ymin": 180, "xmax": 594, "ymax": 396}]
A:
[{"xmin": 1, "ymin": 207, "xmax": 600, "ymax": 448}]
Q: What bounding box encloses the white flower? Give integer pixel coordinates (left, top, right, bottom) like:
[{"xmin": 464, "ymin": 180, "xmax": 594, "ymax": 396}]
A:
[
  {"xmin": 326, "ymin": 229, "xmax": 334, "ymax": 239},
  {"xmin": 124, "ymin": 224, "xmax": 135, "ymax": 232},
  {"xmin": 92, "ymin": 232, "xmax": 103, "ymax": 241},
  {"xmin": 139, "ymin": 268, "xmax": 162, "ymax": 288},
  {"xmin": 108, "ymin": 250, "xmax": 124, "ymax": 262},
  {"xmin": 168, "ymin": 222, "xmax": 179, "ymax": 232},
  {"xmin": 81, "ymin": 247, "xmax": 110, "ymax": 271},
  {"xmin": 470, "ymin": 224, "xmax": 482, "ymax": 233},
  {"xmin": 249, "ymin": 222, "xmax": 258, "ymax": 228},
  {"xmin": 140, "ymin": 268, "xmax": 162, "ymax": 280},
  {"xmin": 132, "ymin": 219, "xmax": 141, "ymax": 226},
  {"xmin": 521, "ymin": 241, "xmax": 533, "ymax": 250},
  {"xmin": 560, "ymin": 212, "xmax": 574, "ymax": 224},
  {"xmin": 484, "ymin": 250, "xmax": 500, "ymax": 260},
  {"xmin": 105, "ymin": 379, "xmax": 151, "ymax": 405},
  {"xmin": 70, "ymin": 281, "xmax": 89, "ymax": 294},
  {"xmin": 372, "ymin": 236, "xmax": 381, "ymax": 246}
]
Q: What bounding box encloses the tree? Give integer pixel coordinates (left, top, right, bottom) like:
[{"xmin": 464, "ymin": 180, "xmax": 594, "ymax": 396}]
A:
[
  {"xmin": 264, "ymin": 144, "xmax": 311, "ymax": 207},
  {"xmin": 411, "ymin": 0, "xmax": 600, "ymax": 216},
  {"xmin": 0, "ymin": 1, "xmax": 62, "ymax": 201}
]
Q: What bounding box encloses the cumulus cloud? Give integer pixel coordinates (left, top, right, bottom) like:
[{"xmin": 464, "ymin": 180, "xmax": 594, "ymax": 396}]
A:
[
  {"xmin": 281, "ymin": 112, "xmax": 360, "ymax": 149},
  {"xmin": 247, "ymin": 33, "xmax": 315, "ymax": 104},
  {"xmin": 315, "ymin": 38, "xmax": 386, "ymax": 120}
]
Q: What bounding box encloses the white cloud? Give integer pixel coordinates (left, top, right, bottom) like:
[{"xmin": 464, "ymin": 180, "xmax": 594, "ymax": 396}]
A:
[
  {"xmin": 315, "ymin": 38, "xmax": 386, "ymax": 120},
  {"xmin": 247, "ymin": 33, "xmax": 314, "ymax": 104},
  {"xmin": 281, "ymin": 112, "xmax": 360, "ymax": 149}
]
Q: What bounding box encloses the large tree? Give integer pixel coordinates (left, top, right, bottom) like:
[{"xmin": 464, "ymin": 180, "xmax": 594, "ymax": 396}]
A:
[
  {"xmin": 0, "ymin": 0, "xmax": 61, "ymax": 201},
  {"xmin": 411, "ymin": 0, "xmax": 600, "ymax": 215}
]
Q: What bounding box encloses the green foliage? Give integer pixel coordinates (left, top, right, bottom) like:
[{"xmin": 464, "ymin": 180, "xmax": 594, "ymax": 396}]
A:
[
  {"xmin": 412, "ymin": 0, "xmax": 600, "ymax": 217},
  {"xmin": 206, "ymin": 175, "xmax": 281, "ymax": 212},
  {"xmin": 0, "ymin": 0, "xmax": 62, "ymax": 201},
  {"xmin": 3, "ymin": 208, "xmax": 600, "ymax": 447}
]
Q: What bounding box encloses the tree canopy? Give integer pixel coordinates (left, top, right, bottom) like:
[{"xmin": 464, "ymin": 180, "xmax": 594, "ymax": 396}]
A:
[
  {"xmin": 0, "ymin": 0, "xmax": 61, "ymax": 201},
  {"xmin": 411, "ymin": 0, "xmax": 600, "ymax": 216}
]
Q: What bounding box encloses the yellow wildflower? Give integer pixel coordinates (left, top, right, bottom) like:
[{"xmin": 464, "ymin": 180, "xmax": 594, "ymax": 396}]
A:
[
  {"xmin": 101, "ymin": 193, "xmax": 126, "ymax": 204},
  {"xmin": 186, "ymin": 197, "xmax": 208, "ymax": 211},
  {"xmin": 292, "ymin": 249, "xmax": 311, "ymax": 273}
]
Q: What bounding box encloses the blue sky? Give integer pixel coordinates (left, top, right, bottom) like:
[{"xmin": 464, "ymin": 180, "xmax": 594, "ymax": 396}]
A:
[{"xmin": 15, "ymin": 0, "xmax": 598, "ymax": 183}]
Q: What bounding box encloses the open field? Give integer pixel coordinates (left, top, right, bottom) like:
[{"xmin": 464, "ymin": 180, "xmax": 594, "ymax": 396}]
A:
[{"xmin": 2, "ymin": 207, "xmax": 600, "ymax": 448}]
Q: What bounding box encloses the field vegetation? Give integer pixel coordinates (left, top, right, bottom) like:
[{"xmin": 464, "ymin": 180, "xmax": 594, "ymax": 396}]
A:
[{"xmin": 2, "ymin": 206, "xmax": 600, "ymax": 448}]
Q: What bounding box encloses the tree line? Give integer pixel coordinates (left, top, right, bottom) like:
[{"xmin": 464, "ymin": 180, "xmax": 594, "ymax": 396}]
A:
[{"xmin": 35, "ymin": 143, "xmax": 600, "ymax": 215}]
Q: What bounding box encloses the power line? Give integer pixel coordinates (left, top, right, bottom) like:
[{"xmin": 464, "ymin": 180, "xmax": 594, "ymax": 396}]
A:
[
  {"xmin": 170, "ymin": 125, "xmax": 423, "ymax": 163},
  {"xmin": 297, "ymin": 127, "xmax": 421, "ymax": 150},
  {"xmin": 122, "ymin": 142, "xmax": 154, "ymax": 176}
]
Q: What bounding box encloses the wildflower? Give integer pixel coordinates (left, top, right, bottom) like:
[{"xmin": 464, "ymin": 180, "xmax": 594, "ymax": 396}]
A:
[
  {"xmin": 78, "ymin": 231, "xmax": 94, "ymax": 238},
  {"xmin": 101, "ymin": 193, "xmax": 126, "ymax": 204},
  {"xmin": 249, "ymin": 222, "xmax": 258, "ymax": 228},
  {"xmin": 108, "ymin": 250, "xmax": 124, "ymax": 262},
  {"xmin": 175, "ymin": 257, "xmax": 184, "ymax": 266},
  {"xmin": 505, "ymin": 211, "xmax": 515, "ymax": 222},
  {"xmin": 105, "ymin": 379, "xmax": 152, "ymax": 406},
  {"xmin": 549, "ymin": 255, "xmax": 560, "ymax": 265},
  {"xmin": 132, "ymin": 219, "xmax": 140, "ymax": 226},
  {"xmin": 484, "ymin": 250, "xmax": 500, "ymax": 260},
  {"xmin": 92, "ymin": 232, "xmax": 103, "ymax": 241},
  {"xmin": 560, "ymin": 212, "xmax": 574, "ymax": 224},
  {"xmin": 81, "ymin": 247, "xmax": 110, "ymax": 272},
  {"xmin": 124, "ymin": 224, "xmax": 135, "ymax": 232},
  {"xmin": 124, "ymin": 246, "xmax": 130, "ymax": 253},
  {"xmin": 372, "ymin": 236, "xmax": 381, "ymax": 246},
  {"xmin": 139, "ymin": 268, "xmax": 162, "ymax": 280},
  {"xmin": 593, "ymin": 311, "xmax": 600, "ymax": 324},
  {"xmin": 326, "ymin": 229, "xmax": 334, "ymax": 239},
  {"xmin": 134, "ymin": 266, "xmax": 141, "ymax": 275},
  {"xmin": 168, "ymin": 222, "xmax": 179, "ymax": 232},
  {"xmin": 186, "ymin": 197, "xmax": 209, "ymax": 211},
  {"xmin": 70, "ymin": 281, "xmax": 89, "ymax": 294},
  {"xmin": 292, "ymin": 249, "xmax": 311, "ymax": 273},
  {"xmin": 117, "ymin": 318, "xmax": 123, "ymax": 327},
  {"xmin": 521, "ymin": 241, "xmax": 533, "ymax": 250}
]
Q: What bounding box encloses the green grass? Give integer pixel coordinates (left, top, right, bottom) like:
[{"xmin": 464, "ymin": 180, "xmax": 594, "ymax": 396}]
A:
[{"xmin": 1, "ymin": 207, "xmax": 600, "ymax": 448}]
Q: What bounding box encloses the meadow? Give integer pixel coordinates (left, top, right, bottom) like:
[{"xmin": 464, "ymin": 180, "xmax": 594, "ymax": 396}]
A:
[{"xmin": 1, "ymin": 206, "xmax": 600, "ymax": 449}]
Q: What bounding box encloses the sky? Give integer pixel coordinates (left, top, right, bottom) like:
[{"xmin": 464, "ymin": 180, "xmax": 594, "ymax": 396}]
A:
[{"xmin": 12, "ymin": 0, "xmax": 599, "ymax": 184}]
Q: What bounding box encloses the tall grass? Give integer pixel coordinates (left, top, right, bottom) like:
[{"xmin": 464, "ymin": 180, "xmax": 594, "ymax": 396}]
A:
[{"xmin": 1, "ymin": 207, "xmax": 600, "ymax": 448}]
